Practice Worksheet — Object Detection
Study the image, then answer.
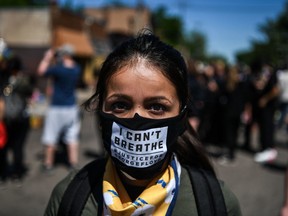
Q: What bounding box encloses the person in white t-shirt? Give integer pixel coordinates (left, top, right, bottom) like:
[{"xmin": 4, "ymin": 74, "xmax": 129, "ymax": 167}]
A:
[{"xmin": 277, "ymin": 69, "xmax": 288, "ymax": 131}]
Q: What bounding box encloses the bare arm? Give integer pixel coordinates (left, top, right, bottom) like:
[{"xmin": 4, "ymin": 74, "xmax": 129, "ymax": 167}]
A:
[{"xmin": 37, "ymin": 49, "xmax": 55, "ymax": 76}]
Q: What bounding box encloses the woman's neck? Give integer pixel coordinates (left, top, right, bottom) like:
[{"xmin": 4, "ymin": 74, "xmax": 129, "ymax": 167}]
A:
[
  {"xmin": 118, "ymin": 170, "xmax": 153, "ymax": 200},
  {"xmin": 118, "ymin": 170, "xmax": 152, "ymax": 187}
]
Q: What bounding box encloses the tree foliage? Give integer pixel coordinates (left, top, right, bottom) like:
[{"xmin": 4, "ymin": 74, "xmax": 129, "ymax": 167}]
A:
[
  {"xmin": 152, "ymin": 6, "xmax": 212, "ymax": 62},
  {"xmin": 0, "ymin": 0, "xmax": 48, "ymax": 6},
  {"xmin": 61, "ymin": 0, "xmax": 84, "ymax": 13},
  {"xmin": 183, "ymin": 30, "xmax": 207, "ymax": 60},
  {"xmin": 151, "ymin": 6, "xmax": 184, "ymax": 46},
  {"xmin": 236, "ymin": 2, "xmax": 288, "ymax": 68}
]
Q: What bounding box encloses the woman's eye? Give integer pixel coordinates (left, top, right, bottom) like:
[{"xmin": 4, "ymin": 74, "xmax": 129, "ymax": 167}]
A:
[
  {"xmin": 150, "ymin": 104, "xmax": 166, "ymax": 113},
  {"xmin": 111, "ymin": 102, "xmax": 129, "ymax": 113}
]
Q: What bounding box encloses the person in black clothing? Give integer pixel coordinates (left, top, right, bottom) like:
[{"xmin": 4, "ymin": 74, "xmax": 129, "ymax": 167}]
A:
[
  {"xmin": 212, "ymin": 60, "xmax": 228, "ymax": 148},
  {"xmin": 0, "ymin": 53, "xmax": 33, "ymax": 182},
  {"xmin": 218, "ymin": 65, "xmax": 250, "ymax": 164},
  {"xmin": 0, "ymin": 53, "xmax": 8, "ymax": 183},
  {"xmin": 249, "ymin": 63, "xmax": 279, "ymax": 163},
  {"xmin": 186, "ymin": 59, "xmax": 206, "ymax": 131},
  {"xmin": 197, "ymin": 63, "xmax": 221, "ymax": 145}
]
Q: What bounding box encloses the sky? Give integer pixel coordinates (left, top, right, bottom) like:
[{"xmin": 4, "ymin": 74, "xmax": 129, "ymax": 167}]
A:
[{"xmin": 59, "ymin": 0, "xmax": 287, "ymax": 63}]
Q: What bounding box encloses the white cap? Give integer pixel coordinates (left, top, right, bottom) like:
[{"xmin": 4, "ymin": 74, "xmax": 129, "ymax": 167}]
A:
[{"xmin": 57, "ymin": 44, "xmax": 75, "ymax": 56}]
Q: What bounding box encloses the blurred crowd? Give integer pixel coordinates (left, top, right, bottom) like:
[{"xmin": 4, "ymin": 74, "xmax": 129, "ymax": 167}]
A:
[
  {"xmin": 186, "ymin": 58, "xmax": 285, "ymax": 166},
  {"xmin": 0, "ymin": 37, "xmax": 287, "ymax": 184}
]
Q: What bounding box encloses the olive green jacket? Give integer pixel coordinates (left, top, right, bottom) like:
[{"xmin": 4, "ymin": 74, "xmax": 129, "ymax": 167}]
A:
[{"xmin": 44, "ymin": 166, "xmax": 242, "ymax": 216}]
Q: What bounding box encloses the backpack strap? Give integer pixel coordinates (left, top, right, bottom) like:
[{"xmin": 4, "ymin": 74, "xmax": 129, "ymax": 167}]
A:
[
  {"xmin": 184, "ymin": 165, "xmax": 228, "ymax": 216},
  {"xmin": 57, "ymin": 157, "xmax": 107, "ymax": 216},
  {"xmin": 57, "ymin": 159, "xmax": 227, "ymax": 216}
]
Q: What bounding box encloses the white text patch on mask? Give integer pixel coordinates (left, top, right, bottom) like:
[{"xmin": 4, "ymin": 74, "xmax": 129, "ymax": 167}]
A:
[{"xmin": 111, "ymin": 122, "xmax": 168, "ymax": 168}]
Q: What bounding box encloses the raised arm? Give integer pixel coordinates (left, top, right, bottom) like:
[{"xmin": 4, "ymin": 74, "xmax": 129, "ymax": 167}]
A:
[{"xmin": 37, "ymin": 49, "xmax": 55, "ymax": 76}]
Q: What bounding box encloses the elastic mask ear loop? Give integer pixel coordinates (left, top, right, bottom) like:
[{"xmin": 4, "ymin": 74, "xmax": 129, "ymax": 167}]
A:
[{"xmin": 180, "ymin": 105, "xmax": 187, "ymax": 114}]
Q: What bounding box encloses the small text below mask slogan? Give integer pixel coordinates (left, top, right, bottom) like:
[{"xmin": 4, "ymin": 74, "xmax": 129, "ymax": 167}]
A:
[{"xmin": 111, "ymin": 122, "xmax": 168, "ymax": 168}]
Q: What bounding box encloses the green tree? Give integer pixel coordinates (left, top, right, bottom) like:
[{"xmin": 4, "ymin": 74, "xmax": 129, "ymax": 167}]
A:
[
  {"xmin": 151, "ymin": 6, "xmax": 184, "ymax": 46},
  {"xmin": 0, "ymin": 0, "xmax": 48, "ymax": 6},
  {"xmin": 183, "ymin": 30, "xmax": 207, "ymax": 60},
  {"xmin": 61, "ymin": 0, "xmax": 84, "ymax": 13},
  {"xmin": 236, "ymin": 1, "xmax": 288, "ymax": 68},
  {"xmin": 151, "ymin": 6, "xmax": 213, "ymax": 61}
]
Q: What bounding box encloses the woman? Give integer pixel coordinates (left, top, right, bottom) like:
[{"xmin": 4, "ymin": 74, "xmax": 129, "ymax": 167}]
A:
[{"xmin": 44, "ymin": 32, "xmax": 241, "ymax": 215}]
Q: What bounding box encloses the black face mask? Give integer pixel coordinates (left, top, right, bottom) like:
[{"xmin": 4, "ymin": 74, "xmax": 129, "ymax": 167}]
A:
[{"xmin": 98, "ymin": 109, "xmax": 186, "ymax": 179}]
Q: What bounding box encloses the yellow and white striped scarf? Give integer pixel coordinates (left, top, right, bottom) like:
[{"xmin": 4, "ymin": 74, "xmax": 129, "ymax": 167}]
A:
[{"xmin": 102, "ymin": 155, "xmax": 181, "ymax": 216}]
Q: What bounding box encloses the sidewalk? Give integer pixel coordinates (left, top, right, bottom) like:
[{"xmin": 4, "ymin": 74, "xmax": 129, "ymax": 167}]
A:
[{"xmin": 0, "ymin": 105, "xmax": 287, "ymax": 216}]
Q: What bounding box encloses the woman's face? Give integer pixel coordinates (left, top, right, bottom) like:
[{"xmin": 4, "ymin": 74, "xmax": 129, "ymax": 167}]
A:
[{"xmin": 102, "ymin": 60, "xmax": 180, "ymax": 119}]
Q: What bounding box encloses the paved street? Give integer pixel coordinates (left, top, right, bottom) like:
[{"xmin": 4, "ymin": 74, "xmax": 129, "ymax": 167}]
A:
[{"xmin": 0, "ymin": 93, "xmax": 287, "ymax": 216}]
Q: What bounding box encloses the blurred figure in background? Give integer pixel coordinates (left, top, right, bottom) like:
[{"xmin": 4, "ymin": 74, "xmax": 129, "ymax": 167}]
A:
[
  {"xmin": 0, "ymin": 99, "xmax": 5, "ymax": 184},
  {"xmin": 197, "ymin": 63, "xmax": 220, "ymax": 144},
  {"xmin": 37, "ymin": 44, "xmax": 81, "ymax": 173},
  {"xmin": 211, "ymin": 60, "xmax": 228, "ymax": 149},
  {"xmin": 218, "ymin": 65, "xmax": 250, "ymax": 165},
  {"xmin": 0, "ymin": 39, "xmax": 33, "ymax": 182},
  {"xmin": 0, "ymin": 40, "xmax": 8, "ymax": 183},
  {"xmin": 250, "ymin": 63, "xmax": 279, "ymax": 163},
  {"xmin": 276, "ymin": 68, "xmax": 288, "ymax": 132},
  {"xmin": 187, "ymin": 59, "xmax": 206, "ymax": 131}
]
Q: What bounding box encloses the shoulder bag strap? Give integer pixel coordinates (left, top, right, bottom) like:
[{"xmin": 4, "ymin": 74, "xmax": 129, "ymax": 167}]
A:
[
  {"xmin": 57, "ymin": 157, "xmax": 107, "ymax": 216},
  {"xmin": 184, "ymin": 165, "xmax": 227, "ymax": 216}
]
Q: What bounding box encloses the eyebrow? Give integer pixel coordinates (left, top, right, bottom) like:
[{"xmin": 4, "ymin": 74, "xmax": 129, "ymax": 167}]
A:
[
  {"xmin": 145, "ymin": 96, "xmax": 172, "ymax": 104},
  {"xmin": 105, "ymin": 94, "xmax": 131, "ymax": 101},
  {"xmin": 106, "ymin": 94, "xmax": 173, "ymax": 104}
]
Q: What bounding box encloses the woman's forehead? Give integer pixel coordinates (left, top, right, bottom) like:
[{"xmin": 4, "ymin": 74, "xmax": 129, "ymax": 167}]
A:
[{"xmin": 105, "ymin": 62, "xmax": 177, "ymax": 98}]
